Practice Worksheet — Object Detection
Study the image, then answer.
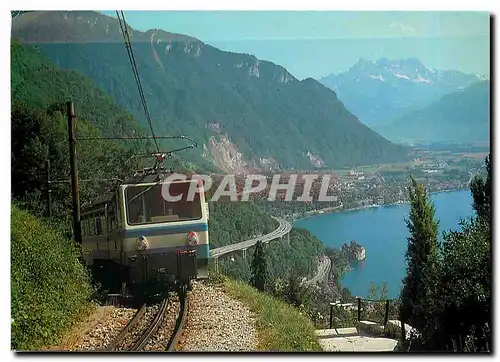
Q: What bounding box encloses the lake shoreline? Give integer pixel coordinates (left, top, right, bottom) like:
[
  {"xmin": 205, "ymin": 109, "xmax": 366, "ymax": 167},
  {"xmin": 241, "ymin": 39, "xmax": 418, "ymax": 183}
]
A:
[
  {"xmin": 294, "ymin": 188, "xmax": 473, "ymax": 299},
  {"xmin": 288, "ymin": 186, "xmax": 469, "ymax": 223}
]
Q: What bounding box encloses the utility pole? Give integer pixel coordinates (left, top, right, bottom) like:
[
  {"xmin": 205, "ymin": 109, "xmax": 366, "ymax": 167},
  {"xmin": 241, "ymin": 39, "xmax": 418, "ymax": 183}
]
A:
[
  {"xmin": 45, "ymin": 159, "xmax": 52, "ymax": 218},
  {"xmin": 68, "ymin": 101, "xmax": 82, "ymax": 245}
]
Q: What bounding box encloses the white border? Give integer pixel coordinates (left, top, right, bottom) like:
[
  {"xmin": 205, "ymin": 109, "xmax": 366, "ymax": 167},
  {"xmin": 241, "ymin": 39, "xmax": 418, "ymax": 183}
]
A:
[
  {"xmin": 2, "ymin": 1, "xmax": 497, "ymax": 361},
  {"xmin": 5, "ymin": 1, "xmax": 499, "ymax": 11}
]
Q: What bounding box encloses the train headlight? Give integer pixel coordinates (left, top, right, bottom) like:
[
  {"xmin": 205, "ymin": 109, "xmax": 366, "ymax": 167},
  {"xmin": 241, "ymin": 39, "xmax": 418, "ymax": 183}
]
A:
[
  {"xmin": 187, "ymin": 231, "xmax": 199, "ymax": 246},
  {"xmin": 137, "ymin": 236, "xmax": 149, "ymax": 251}
]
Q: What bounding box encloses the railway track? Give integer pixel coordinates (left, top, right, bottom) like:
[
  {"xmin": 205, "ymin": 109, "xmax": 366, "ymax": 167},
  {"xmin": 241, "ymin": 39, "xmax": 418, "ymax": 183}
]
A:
[
  {"xmin": 166, "ymin": 288, "xmax": 189, "ymax": 352},
  {"xmin": 104, "ymin": 288, "xmax": 189, "ymax": 352}
]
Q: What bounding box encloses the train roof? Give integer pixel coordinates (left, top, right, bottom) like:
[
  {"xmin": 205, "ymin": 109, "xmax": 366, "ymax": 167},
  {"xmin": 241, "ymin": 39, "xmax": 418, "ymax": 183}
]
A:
[
  {"xmin": 121, "ymin": 171, "xmax": 201, "ymax": 185},
  {"xmin": 81, "ymin": 192, "xmax": 114, "ymax": 212},
  {"xmin": 81, "ymin": 171, "xmax": 199, "ymax": 211}
]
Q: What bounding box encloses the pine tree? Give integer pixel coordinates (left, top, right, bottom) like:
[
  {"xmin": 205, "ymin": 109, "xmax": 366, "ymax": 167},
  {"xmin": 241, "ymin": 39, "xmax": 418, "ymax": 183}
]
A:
[
  {"xmin": 470, "ymin": 155, "xmax": 491, "ymax": 224},
  {"xmin": 400, "ymin": 177, "xmax": 440, "ymax": 340},
  {"xmin": 435, "ymin": 155, "xmax": 492, "ymax": 351},
  {"xmin": 401, "ymin": 157, "xmax": 491, "ymax": 351},
  {"xmin": 250, "ymin": 240, "xmax": 267, "ymax": 291}
]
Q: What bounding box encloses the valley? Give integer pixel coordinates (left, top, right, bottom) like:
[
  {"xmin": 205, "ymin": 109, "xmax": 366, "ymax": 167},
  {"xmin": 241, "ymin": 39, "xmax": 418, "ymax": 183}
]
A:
[
  {"xmin": 251, "ymin": 147, "xmax": 487, "ymax": 222},
  {"xmin": 12, "ymin": 11, "xmax": 408, "ymax": 172},
  {"xmin": 10, "ymin": 10, "xmax": 491, "ymax": 353}
]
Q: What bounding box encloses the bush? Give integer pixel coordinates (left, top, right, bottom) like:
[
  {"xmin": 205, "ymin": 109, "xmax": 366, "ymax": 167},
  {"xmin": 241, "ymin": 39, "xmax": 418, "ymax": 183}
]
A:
[{"xmin": 11, "ymin": 205, "xmax": 93, "ymax": 350}]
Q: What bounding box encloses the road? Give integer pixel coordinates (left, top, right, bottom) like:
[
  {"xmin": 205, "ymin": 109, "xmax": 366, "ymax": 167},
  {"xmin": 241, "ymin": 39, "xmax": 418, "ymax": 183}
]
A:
[
  {"xmin": 209, "ymin": 217, "xmax": 292, "ymax": 258},
  {"xmin": 468, "ymin": 171, "xmax": 475, "ymax": 185},
  {"xmin": 210, "ymin": 216, "xmax": 330, "ymax": 287},
  {"xmin": 304, "ymin": 255, "xmax": 331, "ymax": 286}
]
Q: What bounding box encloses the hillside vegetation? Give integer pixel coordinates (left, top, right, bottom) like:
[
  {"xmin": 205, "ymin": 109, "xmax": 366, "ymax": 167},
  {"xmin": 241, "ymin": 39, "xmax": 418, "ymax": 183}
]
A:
[
  {"xmin": 11, "ymin": 205, "xmax": 93, "ymax": 350},
  {"xmin": 222, "ymin": 278, "xmax": 322, "ymax": 351},
  {"xmin": 12, "ymin": 11, "xmax": 408, "ymax": 170},
  {"xmin": 12, "ymin": 40, "xmax": 148, "ymax": 218},
  {"xmin": 208, "ymin": 202, "xmax": 278, "ymax": 249},
  {"xmin": 12, "ymin": 41, "xmax": 212, "ymax": 220},
  {"xmin": 219, "ymin": 228, "xmax": 325, "ymax": 294},
  {"xmin": 11, "ymin": 38, "xmax": 290, "ymax": 246},
  {"xmin": 11, "ymin": 40, "xmax": 145, "ymax": 139},
  {"xmin": 400, "ymin": 157, "xmax": 491, "ymax": 351}
]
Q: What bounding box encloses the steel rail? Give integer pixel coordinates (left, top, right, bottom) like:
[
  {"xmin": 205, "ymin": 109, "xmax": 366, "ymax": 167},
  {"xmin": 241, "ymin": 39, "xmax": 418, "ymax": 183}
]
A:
[
  {"xmin": 103, "ymin": 303, "xmax": 147, "ymax": 352},
  {"xmin": 166, "ymin": 288, "xmax": 189, "ymax": 352},
  {"xmin": 130, "ymin": 298, "xmax": 169, "ymax": 351}
]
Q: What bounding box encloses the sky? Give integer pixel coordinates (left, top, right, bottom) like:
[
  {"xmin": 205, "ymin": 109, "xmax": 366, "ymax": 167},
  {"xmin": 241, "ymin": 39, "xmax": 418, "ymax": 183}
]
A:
[{"xmin": 100, "ymin": 11, "xmax": 490, "ymax": 80}]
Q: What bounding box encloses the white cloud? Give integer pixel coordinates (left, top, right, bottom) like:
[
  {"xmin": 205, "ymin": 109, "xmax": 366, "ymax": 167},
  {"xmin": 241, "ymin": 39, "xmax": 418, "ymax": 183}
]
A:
[{"xmin": 389, "ymin": 22, "xmax": 417, "ymax": 35}]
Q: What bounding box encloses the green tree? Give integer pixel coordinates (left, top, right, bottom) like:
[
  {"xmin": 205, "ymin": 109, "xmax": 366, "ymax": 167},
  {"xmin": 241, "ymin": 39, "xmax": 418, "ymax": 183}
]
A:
[
  {"xmin": 429, "ymin": 155, "xmax": 491, "ymax": 351},
  {"xmin": 470, "ymin": 155, "xmax": 491, "ymax": 224},
  {"xmin": 435, "ymin": 219, "xmax": 491, "ymax": 351},
  {"xmin": 403, "ymin": 157, "xmax": 491, "ymax": 351},
  {"xmin": 400, "ymin": 177, "xmax": 440, "ymax": 342},
  {"xmin": 250, "ymin": 240, "xmax": 267, "ymax": 291},
  {"xmin": 284, "ymin": 272, "xmax": 303, "ymax": 308}
]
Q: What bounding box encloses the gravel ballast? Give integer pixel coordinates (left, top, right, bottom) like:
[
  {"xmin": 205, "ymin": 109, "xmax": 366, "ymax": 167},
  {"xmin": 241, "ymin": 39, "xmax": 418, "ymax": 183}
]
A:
[
  {"xmin": 177, "ymin": 281, "xmax": 258, "ymax": 351},
  {"xmin": 51, "ymin": 280, "xmax": 258, "ymax": 352},
  {"xmin": 115, "ymin": 304, "xmax": 159, "ymax": 351},
  {"xmin": 75, "ymin": 307, "xmax": 138, "ymax": 351},
  {"xmin": 144, "ymin": 294, "xmax": 180, "ymax": 351}
]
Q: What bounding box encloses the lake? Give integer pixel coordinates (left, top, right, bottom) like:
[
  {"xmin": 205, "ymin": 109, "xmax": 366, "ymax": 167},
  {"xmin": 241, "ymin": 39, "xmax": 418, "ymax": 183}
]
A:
[{"xmin": 294, "ymin": 189, "xmax": 474, "ymax": 299}]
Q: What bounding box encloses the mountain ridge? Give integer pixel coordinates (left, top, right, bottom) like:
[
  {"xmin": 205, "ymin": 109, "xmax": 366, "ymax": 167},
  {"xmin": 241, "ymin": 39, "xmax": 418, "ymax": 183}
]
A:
[
  {"xmin": 319, "ymin": 57, "xmax": 487, "ymax": 127},
  {"xmin": 377, "ymin": 80, "xmax": 490, "ymax": 144},
  {"xmin": 12, "ymin": 11, "xmax": 408, "ymax": 171}
]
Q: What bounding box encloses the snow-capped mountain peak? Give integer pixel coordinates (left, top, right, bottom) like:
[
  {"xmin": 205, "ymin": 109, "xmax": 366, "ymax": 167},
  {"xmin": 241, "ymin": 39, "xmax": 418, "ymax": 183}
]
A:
[
  {"xmin": 414, "ymin": 74, "xmax": 432, "ymax": 83},
  {"xmin": 393, "ymin": 72, "xmax": 411, "ymax": 81},
  {"xmin": 339, "ymin": 58, "xmax": 488, "ymax": 86},
  {"xmin": 318, "ymin": 57, "xmax": 488, "ymax": 126},
  {"xmin": 369, "ymin": 74, "xmax": 386, "ymax": 82},
  {"xmin": 475, "ymin": 74, "xmax": 490, "ymax": 81}
]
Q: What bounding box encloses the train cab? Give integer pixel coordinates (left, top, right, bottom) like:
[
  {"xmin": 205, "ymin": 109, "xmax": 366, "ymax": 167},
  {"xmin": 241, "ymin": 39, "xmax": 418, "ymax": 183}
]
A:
[{"xmin": 81, "ymin": 176, "xmax": 209, "ymax": 295}]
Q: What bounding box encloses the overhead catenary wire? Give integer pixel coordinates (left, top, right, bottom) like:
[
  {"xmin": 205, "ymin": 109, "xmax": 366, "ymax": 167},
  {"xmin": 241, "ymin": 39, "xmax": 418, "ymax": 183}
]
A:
[
  {"xmin": 115, "ymin": 10, "xmax": 160, "ymax": 153},
  {"xmin": 48, "ymin": 178, "xmax": 124, "ymax": 184},
  {"xmin": 76, "ymin": 135, "xmax": 198, "ymax": 145},
  {"xmin": 77, "ymin": 135, "xmax": 198, "ymax": 161}
]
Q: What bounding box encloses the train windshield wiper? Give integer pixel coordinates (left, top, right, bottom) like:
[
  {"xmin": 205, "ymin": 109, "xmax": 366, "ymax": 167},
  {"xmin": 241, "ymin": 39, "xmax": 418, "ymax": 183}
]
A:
[{"xmin": 127, "ymin": 181, "xmax": 163, "ymax": 204}]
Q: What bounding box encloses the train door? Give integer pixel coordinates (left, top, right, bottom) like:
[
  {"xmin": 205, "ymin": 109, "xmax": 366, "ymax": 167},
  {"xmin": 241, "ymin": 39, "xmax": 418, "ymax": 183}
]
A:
[
  {"xmin": 106, "ymin": 198, "xmax": 121, "ymax": 263},
  {"xmin": 104, "ymin": 203, "xmax": 110, "ymax": 259}
]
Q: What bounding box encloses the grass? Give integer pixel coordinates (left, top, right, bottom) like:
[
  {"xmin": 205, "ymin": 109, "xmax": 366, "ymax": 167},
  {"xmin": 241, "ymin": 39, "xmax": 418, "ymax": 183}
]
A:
[
  {"xmin": 11, "ymin": 205, "xmax": 93, "ymax": 350},
  {"xmin": 222, "ymin": 278, "xmax": 322, "ymax": 352}
]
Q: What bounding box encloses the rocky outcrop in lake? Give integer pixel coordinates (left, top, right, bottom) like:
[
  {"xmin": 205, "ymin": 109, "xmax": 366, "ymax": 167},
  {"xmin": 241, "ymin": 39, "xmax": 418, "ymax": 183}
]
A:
[{"xmin": 342, "ymin": 240, "xmax": 366, "ymax": 261}]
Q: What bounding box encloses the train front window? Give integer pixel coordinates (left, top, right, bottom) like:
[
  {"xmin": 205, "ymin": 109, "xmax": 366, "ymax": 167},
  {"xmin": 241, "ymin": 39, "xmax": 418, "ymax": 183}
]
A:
[{"xmin": 125, "ymin": 182, "xmax": 202, "ymax": 225}]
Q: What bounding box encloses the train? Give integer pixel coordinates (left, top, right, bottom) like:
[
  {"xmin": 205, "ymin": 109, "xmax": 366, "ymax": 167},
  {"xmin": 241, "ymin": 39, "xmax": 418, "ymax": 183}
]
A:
[{"xmin": 80, "ymin": 171, "xmax": 209, "ymax": 296}]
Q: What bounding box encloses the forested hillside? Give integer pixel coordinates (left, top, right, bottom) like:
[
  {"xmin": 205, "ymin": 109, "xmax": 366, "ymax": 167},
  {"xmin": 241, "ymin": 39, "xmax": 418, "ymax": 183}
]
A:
[
  {"xmin": 12, "ymin": 11, "xmax": 408, "ymax": 170},
  {"xmin": 219, "ymin": 228, "xmax": 325, "ymax": 288},
  {"xmin": 11, "ymin": 41, "xmax": 145, "ymax": 139},
  {"xmin": 11, "ymin": 40, "xmax": 284, "ymax": 243},
  {"xmin": 208, "ymin": 202, "xmax": 278, "ymax": 249},
  {"xmin": 12, "ymin": 41, "xmax": 148, "ymax": 219}
]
